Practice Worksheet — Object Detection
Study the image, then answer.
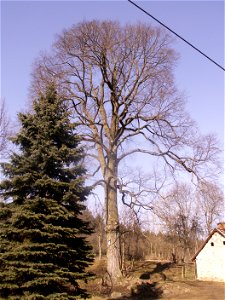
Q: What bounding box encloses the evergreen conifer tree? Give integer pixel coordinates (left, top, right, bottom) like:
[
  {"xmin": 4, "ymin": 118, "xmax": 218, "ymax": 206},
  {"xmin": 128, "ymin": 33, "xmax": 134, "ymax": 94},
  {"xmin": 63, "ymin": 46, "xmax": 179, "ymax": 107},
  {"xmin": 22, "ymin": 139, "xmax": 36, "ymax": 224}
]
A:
[{"xmin": 0, "ymin": 85, "xmax": 93, "ymax": 299}]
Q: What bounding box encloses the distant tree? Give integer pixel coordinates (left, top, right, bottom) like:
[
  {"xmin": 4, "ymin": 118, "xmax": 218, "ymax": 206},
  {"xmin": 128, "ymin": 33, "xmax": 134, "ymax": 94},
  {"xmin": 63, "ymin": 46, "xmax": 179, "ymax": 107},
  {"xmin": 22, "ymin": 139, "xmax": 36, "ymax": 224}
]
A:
[
  {"xmin": 120, "ymin": 207, "xmax": 145, "ymax": 263},
  {"xmin": 0, "ymin": 98, "xmax": 10, "ymax": 156},
  {"xmin": 81, "ymin": 207, "xmax": 106, "ymax": 259},
  {"xmin": 93, "ymin": 213, "xmax": 106, "ymax": 260},
  {"xmin": 0, "ymin": 85, "xmax": 93, "ymax": 299},
  {"xmin": 197, "ymin": 181, "xmax": 224, "ymax": 235},
  {"xmin": 154, "ymin": 184, "xmax": 202, "ymax": 262}
]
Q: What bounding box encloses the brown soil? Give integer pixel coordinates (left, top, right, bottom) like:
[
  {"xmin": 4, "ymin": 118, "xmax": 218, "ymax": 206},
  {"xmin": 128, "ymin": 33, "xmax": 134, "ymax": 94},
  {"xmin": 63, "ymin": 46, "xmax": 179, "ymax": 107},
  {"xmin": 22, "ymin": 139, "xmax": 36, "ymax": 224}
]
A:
[
  {"xmin": 160, "ymin": 280, "xmax": 225, "ymax": 299},
  {"xmin": 83, "ymin": 259, "xmax": 225, "ymax": 300}
]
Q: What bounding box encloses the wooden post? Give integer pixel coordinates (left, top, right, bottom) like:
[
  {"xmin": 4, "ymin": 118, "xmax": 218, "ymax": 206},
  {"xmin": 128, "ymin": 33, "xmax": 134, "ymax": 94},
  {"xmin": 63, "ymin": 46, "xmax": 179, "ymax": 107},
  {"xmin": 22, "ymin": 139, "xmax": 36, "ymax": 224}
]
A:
[{"xmin": 181, "ymin": 265, "xmax": 185, "ymax": 279}]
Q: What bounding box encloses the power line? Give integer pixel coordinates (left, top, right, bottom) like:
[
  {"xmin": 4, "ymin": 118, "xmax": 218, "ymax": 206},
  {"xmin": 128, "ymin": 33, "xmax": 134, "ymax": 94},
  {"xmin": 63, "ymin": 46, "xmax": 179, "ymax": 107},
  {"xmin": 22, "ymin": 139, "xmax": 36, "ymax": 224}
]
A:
[{"xmin": 128, "ymin": 0, "xmax": 225, "ymax": 72}]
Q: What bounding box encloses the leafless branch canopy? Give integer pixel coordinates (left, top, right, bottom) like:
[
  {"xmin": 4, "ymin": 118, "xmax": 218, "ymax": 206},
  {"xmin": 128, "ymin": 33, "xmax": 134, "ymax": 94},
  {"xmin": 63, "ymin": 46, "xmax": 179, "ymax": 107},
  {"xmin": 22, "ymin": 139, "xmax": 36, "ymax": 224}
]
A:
[
  {"xmin": 31, "ymin": 20, "xmax": 221, "ymax": 203},
  {"xmin": 0, "ymin": 98, "xmax": 10, "ymax": 156}
]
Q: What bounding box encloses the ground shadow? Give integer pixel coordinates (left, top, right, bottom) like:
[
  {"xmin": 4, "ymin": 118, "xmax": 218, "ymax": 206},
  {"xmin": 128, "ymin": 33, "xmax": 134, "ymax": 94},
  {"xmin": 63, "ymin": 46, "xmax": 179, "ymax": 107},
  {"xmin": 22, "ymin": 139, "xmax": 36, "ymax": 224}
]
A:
[
  {"xmin": 131, "ymin": 282, "xmax": 163, "ymax": 299},
  {"xmin": 139, "ymin": 262, "xmax": 171, "ymax": 281},
  {"xmin": 111, "ymin": 282, "xmax": 163, "ymax": 299}
]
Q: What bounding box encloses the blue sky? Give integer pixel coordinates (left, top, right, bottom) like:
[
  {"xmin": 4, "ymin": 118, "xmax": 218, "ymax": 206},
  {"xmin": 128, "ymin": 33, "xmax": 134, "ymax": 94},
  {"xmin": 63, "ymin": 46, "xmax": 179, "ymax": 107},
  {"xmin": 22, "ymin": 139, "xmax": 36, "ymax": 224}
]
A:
[{"xmin": 1, "ymin": 0, "xmax": 224, "ymax": 148}]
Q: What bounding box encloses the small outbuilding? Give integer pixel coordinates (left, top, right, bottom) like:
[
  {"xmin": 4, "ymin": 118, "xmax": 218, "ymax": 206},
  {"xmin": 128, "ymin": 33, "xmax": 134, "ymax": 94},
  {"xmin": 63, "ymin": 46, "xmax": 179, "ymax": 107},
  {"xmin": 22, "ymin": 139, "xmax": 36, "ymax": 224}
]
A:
[{"xmin": 192, "ymin": 223, "xmax": 225, "ymax": 282}]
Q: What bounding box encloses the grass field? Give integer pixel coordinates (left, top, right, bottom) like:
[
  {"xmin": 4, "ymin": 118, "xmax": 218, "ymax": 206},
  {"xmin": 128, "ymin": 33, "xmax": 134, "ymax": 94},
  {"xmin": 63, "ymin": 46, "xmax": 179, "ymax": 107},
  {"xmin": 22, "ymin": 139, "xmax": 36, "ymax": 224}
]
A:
[{"xmin": 82, "ymin": 259, "xmax": 225, "ymax": 300}]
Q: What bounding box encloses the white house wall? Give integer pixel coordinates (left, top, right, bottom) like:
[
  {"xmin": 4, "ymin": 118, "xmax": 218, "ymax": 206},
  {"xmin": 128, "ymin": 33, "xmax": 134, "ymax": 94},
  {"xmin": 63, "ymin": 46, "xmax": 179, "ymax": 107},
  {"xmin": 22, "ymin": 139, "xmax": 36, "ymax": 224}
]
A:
[{"xmin": 196, "ymin": 232, "xmax": 225, "ymax": 282}]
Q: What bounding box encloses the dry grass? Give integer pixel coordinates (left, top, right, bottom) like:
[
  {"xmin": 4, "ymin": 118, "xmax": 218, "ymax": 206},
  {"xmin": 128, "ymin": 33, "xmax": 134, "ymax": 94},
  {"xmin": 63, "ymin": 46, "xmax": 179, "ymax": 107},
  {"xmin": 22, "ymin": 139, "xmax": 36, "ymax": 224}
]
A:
[{"xmin": 81, "ymin": 259, "xmax": 225, "ymax": 300}]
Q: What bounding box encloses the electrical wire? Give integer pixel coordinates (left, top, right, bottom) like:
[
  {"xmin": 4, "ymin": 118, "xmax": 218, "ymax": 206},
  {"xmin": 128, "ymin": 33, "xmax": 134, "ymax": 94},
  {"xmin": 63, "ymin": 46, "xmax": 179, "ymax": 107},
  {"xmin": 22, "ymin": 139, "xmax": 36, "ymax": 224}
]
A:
[{"xmin": 128, "ymin": 0, "xmax": 225, "ymax": 72}]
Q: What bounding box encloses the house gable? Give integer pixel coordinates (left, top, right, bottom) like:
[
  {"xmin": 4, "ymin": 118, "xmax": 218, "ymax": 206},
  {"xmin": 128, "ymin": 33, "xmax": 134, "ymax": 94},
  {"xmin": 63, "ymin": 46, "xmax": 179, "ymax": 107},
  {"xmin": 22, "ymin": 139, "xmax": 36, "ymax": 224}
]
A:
[
  {"xmin": 192, "ymin": 228, "xmax": 225, "ymax": 261},
  {"xmin": 192, "ymin": 225, "xmax": 225, "ymax": 282}
]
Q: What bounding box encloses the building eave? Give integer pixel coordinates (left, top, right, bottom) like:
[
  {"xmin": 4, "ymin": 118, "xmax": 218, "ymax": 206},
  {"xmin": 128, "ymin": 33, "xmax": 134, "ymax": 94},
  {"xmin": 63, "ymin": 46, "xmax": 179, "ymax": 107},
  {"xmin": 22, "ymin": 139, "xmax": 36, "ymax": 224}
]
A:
[{"xmin": 192, "ymin": 228, "xmax": 225, "ymax": 261}]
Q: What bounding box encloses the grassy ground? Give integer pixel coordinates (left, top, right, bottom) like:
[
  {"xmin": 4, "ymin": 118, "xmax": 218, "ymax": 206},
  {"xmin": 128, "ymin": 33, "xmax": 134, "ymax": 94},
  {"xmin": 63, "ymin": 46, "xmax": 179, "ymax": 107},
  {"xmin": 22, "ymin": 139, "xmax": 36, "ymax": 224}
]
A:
[{"xmin": 82, "ymin": 259, "xmax": 225, "ymax": 300}]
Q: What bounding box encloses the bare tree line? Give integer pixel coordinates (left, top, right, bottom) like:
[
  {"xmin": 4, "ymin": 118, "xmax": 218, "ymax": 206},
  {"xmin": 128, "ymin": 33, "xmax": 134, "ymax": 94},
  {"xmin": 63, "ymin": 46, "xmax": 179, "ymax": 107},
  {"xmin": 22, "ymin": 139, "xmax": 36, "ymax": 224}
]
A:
[{"xmin": 86, "ymin": 180, "xmax": 223, "ymax": 265}]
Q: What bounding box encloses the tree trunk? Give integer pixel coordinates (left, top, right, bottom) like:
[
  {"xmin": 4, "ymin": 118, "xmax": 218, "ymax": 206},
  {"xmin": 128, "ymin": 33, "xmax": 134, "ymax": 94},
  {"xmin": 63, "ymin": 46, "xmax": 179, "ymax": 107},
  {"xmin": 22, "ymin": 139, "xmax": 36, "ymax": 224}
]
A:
[
  {"xmin": 121, "ymin": 240, "xmax": 125, "ymax": 272},
  {"xmin": 98, "ymin": 235, "xmax": 102, "ymax": 260},
  {"xmin": 105, "ymin": 155, "xmax": 122, "ymax": 282},
  {"xmin": 106, "ymin": 223, "xmax": 121, "ymax": 281}
]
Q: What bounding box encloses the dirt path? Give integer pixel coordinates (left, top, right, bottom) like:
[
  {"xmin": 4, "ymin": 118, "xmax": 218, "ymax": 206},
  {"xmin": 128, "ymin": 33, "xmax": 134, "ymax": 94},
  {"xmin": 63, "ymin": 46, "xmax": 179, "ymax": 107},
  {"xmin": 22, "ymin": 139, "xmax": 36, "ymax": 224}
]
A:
[{"xmin": 161, "ymin": 281, "xmax": 225, "ymax": 300}]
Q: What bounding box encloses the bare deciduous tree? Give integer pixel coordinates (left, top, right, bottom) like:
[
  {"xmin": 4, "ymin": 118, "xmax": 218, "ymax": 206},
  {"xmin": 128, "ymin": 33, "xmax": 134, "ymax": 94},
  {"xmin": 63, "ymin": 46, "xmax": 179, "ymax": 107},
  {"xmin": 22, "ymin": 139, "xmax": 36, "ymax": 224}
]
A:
[
  {"xmin": 0, "ymin": 99, "xmax": 10, "ymax": 156},
  {"xmin": 31, "ymin": 21, "xmax": 220, "ymax": 281},
  {"xmin": 154, "ymin": 183, "xmax": 202, "ymax": 262},
  {"xmin": 197, "ymin": 181, "xmax": 224, "ymax": 235}
]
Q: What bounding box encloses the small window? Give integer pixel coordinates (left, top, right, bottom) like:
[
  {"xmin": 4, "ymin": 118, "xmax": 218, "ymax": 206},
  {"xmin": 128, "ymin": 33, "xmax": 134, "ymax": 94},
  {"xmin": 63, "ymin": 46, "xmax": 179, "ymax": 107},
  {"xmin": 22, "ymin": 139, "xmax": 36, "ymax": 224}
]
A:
[
  {"xmin": 223, "ymin": 241, "xmax": 225, "ymax": 245},
  {"xmin": 211, "ymin": 242, "xmax": 214, "ymax": 246}
]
